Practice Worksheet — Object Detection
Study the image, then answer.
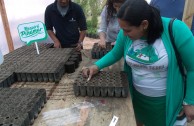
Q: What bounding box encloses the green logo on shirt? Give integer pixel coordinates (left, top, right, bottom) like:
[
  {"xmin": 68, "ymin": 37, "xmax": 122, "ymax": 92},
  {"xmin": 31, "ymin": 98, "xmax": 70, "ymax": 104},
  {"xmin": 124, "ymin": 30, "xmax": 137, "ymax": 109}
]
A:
[{"xmin": 127, "ymin": 44, "xmax": 159, "ymax": 64}]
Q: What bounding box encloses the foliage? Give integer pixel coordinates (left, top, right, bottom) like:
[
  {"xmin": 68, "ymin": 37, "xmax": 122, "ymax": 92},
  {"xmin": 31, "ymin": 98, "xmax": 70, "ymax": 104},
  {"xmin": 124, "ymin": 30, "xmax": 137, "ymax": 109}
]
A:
[{"xmin": 74, "ymin": 0, "xmax": 105, "ymax": 37}]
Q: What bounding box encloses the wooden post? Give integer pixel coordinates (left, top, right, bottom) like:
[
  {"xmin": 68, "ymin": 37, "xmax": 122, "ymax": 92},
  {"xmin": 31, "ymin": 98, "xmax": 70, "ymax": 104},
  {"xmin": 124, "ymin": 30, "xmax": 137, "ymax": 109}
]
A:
[
  {"xmin": 0, "ymin": 0, "xmax": 14, "ymax": 52},
  {"xmin": 182, "ymin": 0, "xmax": 194, "ymax": 29}
]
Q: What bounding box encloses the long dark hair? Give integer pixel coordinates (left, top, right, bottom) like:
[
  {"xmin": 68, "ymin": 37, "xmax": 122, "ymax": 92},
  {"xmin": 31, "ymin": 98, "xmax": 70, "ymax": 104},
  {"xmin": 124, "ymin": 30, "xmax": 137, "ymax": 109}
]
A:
[
  {"xmin": 106, "ymin": 0, "xmax": 125, "ymax": 22},
  {"xmin": 117, "ymin": 0, "xmax": 163, "ymax": 44}
]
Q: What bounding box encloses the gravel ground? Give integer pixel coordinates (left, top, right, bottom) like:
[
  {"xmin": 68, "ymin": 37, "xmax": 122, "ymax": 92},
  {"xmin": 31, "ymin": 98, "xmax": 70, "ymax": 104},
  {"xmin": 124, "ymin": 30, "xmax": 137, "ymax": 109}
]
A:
[{"xmin": 83, "ymin": 37, "xmax": 99, "ymax": 49}]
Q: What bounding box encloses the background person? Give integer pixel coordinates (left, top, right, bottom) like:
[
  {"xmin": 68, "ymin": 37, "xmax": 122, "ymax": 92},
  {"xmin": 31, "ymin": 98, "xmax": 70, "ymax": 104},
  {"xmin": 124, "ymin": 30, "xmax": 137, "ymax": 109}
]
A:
[
  {"xmin": 45, "ymin": 0, "xmax": 87, "ymax": 50},
  {"xmin": 150, "ymin": 0, "xmax": 194, "ymax": 35},
  {"xmin": 82, "ymin": 0, "xmax": 194, "ymax": 125},
  {"xmin": 98, "ymin": 0, "xmax": 126, "ymax": 48}
]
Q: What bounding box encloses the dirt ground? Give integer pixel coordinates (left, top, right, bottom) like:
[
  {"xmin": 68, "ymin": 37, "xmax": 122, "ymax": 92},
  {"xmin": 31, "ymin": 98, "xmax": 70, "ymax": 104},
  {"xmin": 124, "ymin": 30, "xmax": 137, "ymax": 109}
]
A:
[{"xmin": 83, "ymin": 37, "xmax": 99, "ymax": 49}]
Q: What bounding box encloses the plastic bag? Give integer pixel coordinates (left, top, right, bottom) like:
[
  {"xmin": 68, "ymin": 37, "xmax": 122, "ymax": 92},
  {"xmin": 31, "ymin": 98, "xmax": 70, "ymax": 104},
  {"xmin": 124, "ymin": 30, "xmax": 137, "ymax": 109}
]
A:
[{"xmin": 42, "ymin": 101, "xmax": 95, "ymax": 126}]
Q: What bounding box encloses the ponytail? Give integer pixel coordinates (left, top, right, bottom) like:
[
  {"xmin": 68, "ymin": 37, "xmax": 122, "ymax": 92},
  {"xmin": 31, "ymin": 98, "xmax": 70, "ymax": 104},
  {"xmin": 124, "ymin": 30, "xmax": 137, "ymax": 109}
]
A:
[{"xmin": 147, "ymin": 5, "xmax": 163, "ymax": 44}]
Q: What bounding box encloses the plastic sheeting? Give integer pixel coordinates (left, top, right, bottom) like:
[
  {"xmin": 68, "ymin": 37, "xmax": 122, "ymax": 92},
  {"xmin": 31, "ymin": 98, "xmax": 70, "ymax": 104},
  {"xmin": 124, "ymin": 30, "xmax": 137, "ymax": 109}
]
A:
[
  {"xmin": 0, "ymin": 0, "xmax": 150, "ymax": 55},
  {"xmin": 42, "ymin": 102, "xmax": 95, "ymax": 126},
  {"xmin": 0, "ymin": 0, "xmax": 54, "ymax": 55}
]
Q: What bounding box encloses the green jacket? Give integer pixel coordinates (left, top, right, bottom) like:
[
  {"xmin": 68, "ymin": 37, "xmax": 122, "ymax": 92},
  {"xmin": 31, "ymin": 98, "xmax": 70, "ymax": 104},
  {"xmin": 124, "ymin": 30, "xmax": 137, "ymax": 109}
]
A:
[{"xmin": 95, "ymin": 17, "xmax": 194, "ymax": 126}]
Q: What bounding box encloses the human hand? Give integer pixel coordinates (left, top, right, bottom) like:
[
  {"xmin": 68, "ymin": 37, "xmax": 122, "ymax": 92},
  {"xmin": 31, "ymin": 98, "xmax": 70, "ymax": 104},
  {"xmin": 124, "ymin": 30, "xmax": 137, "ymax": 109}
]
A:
[
  {"xmin": 54, "ymin": 41, "xmax": 61, "ymax": 48},
  {"xmin": 183, "ymin": 105, "xmax": 194, "ymax": 122},
  {"xmin": 82, "ymin": 65, "xmax": 99, "ymax": 81},
  {"xmin": 111, "ymin": 42, "xmax": 116, "ymax": 45},
  {"xmin": 98, "ymin": 41, "xmax": 106, "ymax": 48},
  {"xmin": 76, "ymin": 43, "xmax": 83, "ymax": 51}
]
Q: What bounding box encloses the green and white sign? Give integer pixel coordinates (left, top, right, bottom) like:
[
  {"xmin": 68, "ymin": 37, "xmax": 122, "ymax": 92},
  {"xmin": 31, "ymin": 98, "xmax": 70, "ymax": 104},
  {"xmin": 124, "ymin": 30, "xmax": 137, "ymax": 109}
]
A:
[{"xmin": 17, "ymin": 21, "xmax": 47, "ymax": 46}]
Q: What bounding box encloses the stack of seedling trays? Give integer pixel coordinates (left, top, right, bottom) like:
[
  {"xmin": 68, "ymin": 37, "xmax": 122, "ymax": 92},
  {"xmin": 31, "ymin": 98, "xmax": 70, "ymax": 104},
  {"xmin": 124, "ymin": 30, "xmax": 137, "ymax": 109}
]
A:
[
  {"xmin": 0, "ymin": 88, "xmax": 47, "ymax": 125},
  {"xmin": 0, "ymin": 70, "xmax": 15, "ymax": 88},
  {"xmin": 74, "ymin": 71, "xmax": 129, "ymax": 97},
  {"xmin": 15, "ymin": 48, "xmax": 73, "ymax": 83},
  {"xmin": 0, "ymin": 43, "xmax": 83, "ymax": 85},
  {"xmin": 91, "ymin": 43, "xmax": 113, "ymax": 59},
  {"xmin": 65, "ymin": 51, "xmax": 82, "ymax": 73},
  {"xmin": 0, "ymin": 43, "xmax": 54, "ymax": 87}
]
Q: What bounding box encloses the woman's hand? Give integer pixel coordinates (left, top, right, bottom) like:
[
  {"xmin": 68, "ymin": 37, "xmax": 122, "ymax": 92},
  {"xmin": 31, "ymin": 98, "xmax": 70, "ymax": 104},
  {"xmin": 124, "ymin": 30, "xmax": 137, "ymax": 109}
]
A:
[
  {"xmin": 98, "ymin": 41, "xmax": 106, "ymax": 48},
  {"xmin": 183, "ymin": 105, "xmax": 194, "ymax": 122},
  {"xmin": 82, "ymin": 65, "xmax": 99, "ymax": 81},
  {"xmin": 111, "ymin": 41, "xmax": 116, "ymax": 46}
]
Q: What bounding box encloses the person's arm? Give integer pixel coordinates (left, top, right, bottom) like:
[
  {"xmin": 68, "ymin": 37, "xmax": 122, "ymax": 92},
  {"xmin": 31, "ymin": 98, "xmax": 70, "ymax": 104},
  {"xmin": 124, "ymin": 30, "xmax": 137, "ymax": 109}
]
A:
[
  {"xmin": 76, "ymin": 5, "xmax": 87, "ymax": 50},
  {"xmin": 78, "ymin": 30, "xmax": 86, "ymax": 43},
  {"xmin": 95, "ymin": 29, "xmax": 126, "ymax": 69},
  {"xmin": 98, "ymin": 7, "xmax": 108, "ymax": 48},
  {"xmin": 76, "ymin": 30, "xmax": 86, "ymax": 50},
  {"xmin": 47, "ymin": 30, "xmax": 61, "ymax": 48},
  {"xmin": 173, "ymin": 20, "xmax": 194, "ymax": 104},
  {"xmin": 44, "ymin": 6, "xmax": 61, "ymax": 48},
  {"xmin": 99, "ymin": 32, "xmax": 106, "ymax": 48},
  {"xmin": 173, "ymin": 19, "xmax": 194, "ymax": 122}
]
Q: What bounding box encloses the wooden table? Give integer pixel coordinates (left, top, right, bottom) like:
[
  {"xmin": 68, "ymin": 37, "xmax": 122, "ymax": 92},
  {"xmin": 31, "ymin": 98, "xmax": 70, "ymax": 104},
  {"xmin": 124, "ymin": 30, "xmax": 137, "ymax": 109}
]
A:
[{"xmin": 11, "ymin": 49, "xmax": 136, "ymax": 126}]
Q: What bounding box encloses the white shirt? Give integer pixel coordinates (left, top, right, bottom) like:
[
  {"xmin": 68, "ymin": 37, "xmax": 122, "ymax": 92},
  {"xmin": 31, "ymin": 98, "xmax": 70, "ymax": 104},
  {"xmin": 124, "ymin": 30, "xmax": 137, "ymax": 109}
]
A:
[
  {"xmin": 126, "ymin": 38, "xmax": 168, "ymax": 97},
  {"xmin": 98, "ymin": 6, "xmax": 120, "ymax": 42}
]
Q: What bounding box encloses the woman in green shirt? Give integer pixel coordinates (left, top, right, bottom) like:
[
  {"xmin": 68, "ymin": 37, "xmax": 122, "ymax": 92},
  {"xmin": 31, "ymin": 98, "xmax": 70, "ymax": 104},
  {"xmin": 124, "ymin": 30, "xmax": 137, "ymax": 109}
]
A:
[{"xmin": 82, "ymin": 0, "xmax": 194, "ymax": 125}]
